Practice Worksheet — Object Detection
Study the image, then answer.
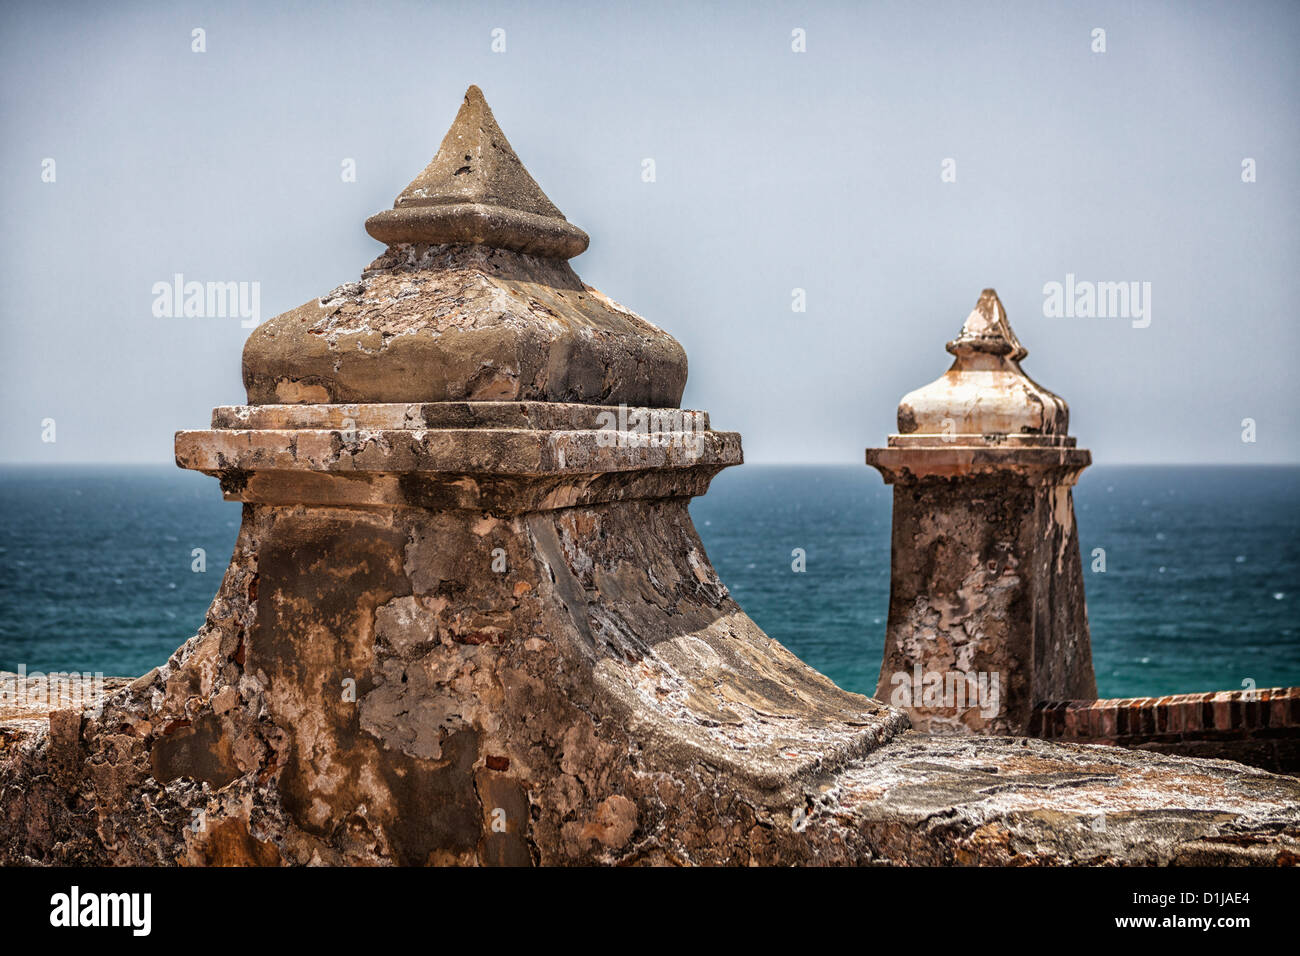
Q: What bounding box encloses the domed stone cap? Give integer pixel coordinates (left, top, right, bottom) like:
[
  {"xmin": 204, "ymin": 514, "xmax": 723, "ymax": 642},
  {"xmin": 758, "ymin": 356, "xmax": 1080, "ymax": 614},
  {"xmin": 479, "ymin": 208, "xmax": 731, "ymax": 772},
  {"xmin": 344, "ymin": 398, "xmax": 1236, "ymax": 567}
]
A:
[
  {"xmin": 242, "ymin": 86, "xmax": 687, "ymax": 407},
  {"xmin": 895, "ymin": 289, "xmax": 1070, "ymax": 442}
]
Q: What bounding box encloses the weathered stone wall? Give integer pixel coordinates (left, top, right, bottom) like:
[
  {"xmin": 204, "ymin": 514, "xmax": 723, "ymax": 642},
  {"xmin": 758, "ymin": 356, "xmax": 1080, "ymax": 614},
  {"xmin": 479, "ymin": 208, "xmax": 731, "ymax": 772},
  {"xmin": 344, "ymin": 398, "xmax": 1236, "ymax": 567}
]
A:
[
  {"xmin": 8, "ymin": 676, "xmax": 1300, "ymax": 865},
  {"xmin": 1, "ymin": 488, "xmax": 909, "ymax": 865},
  {"xmin": 876, "ymin": 469, "xmax": 1095, "ymax": 734}
]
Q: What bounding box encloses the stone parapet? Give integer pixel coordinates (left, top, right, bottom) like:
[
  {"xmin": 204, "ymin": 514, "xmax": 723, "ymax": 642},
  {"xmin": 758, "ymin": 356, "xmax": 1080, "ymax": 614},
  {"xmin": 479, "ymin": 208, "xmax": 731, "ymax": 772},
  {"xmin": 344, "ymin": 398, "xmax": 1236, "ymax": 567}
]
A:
[{"xmin": 828, "ymin": 734, "xmax": 1300, "ymax": 865}]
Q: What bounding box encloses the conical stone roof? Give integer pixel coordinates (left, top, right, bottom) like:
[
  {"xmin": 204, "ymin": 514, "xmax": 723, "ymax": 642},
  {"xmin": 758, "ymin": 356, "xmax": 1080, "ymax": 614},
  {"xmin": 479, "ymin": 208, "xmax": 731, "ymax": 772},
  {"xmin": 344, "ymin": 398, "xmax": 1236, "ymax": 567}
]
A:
[
  {"xmin": 390, "ymin": 85, "xmax": 564, "ymax": 216},
  {"xmin": 946, "ymin": 288, "xmax": 1027, "ymax": 361},
  {"xmin": 364, "ymin": 85, "xmax": 589, "ymax": 258},
  {"xmin": 242, "ymin": 86, "xmax": 685, "ymax": 407}
]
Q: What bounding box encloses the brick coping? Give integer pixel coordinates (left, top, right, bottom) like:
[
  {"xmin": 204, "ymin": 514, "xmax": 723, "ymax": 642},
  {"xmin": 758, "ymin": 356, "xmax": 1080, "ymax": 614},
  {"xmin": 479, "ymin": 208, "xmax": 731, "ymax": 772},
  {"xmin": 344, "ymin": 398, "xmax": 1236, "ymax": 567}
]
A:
[{"xmin": 1032, "ymin": 686, "xmax": 1299, "ymax": 741}]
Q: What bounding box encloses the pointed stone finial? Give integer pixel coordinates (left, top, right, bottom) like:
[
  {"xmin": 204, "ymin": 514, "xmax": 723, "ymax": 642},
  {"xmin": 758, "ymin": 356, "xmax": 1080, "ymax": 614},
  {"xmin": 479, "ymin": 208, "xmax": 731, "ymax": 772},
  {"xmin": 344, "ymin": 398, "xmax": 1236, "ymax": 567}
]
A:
[
  {"xmin": 946, "ymin": 289, "xmax": 1027, "ymax": 360},
  {"xmin": 365, "ymin": 86, "xmax": 590, "ymax": 259}
]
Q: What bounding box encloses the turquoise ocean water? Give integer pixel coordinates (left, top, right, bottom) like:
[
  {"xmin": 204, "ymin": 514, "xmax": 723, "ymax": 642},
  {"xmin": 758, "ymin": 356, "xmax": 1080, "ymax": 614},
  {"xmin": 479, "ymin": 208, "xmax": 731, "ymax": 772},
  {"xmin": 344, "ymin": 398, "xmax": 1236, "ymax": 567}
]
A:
[{"xmin": 1, "ymin": 464, "xmax": 1296, "ymax": 699}]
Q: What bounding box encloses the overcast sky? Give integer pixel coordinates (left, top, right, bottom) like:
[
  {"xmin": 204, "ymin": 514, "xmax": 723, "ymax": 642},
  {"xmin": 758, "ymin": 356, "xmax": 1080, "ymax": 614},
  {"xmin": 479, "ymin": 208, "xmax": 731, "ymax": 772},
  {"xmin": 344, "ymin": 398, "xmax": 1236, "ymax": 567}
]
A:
[{"xmin": 2, "ymin": 0, "xmax": 1297, "ymax": 464}]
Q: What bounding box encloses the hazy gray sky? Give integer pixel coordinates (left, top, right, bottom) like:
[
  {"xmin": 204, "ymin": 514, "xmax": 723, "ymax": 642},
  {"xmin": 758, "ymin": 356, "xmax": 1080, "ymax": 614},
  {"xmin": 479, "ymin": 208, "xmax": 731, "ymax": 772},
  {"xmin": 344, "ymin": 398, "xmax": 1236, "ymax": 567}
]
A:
[{"xmin": 3, "ymin": 0, "xmax": 1297, "ymax": 464}]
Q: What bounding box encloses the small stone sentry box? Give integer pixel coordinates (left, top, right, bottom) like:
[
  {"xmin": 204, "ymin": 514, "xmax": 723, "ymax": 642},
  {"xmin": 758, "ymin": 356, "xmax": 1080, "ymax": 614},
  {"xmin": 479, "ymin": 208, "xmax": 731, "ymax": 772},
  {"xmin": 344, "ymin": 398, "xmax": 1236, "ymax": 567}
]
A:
[{"xmin": 865, "ymin": 290, "xmax": 1097, "ymax": 734}]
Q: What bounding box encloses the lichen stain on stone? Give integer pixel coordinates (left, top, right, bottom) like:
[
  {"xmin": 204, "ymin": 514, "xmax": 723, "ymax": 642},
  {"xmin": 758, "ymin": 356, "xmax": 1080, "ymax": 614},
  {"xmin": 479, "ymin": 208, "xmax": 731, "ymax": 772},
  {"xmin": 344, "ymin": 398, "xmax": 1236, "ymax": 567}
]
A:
[{"xmin": 1049, "ymin": 484, "xmax": 1076, "ymax": 573}]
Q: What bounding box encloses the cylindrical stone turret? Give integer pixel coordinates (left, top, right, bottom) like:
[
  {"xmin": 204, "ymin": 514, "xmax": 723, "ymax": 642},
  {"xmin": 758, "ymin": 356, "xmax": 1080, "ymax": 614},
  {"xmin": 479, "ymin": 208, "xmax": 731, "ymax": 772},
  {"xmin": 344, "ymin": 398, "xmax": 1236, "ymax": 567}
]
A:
[{"xmin": 865, "ymin": 289, "xmax": 1097, "ymax": 734}]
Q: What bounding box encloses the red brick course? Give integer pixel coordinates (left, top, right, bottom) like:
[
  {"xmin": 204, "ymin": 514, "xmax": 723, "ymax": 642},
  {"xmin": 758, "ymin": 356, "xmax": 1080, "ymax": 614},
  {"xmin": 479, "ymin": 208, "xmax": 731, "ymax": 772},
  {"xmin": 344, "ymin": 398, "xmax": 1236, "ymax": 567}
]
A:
[{"xmin": 1031, "ymin": 687, "xmax": 1300, "ymax": 774}]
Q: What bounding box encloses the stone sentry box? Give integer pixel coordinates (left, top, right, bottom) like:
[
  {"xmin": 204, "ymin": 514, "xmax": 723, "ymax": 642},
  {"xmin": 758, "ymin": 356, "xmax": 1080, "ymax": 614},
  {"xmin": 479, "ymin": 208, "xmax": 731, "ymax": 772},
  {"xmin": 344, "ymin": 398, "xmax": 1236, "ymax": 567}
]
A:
[
  {"xmin": 866, "ymin": 290, "xmax": 1097, "ymax": 734},
  {"xmin": 156, "ymin": 86, "xmax": 907, "ymax": 864}
]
